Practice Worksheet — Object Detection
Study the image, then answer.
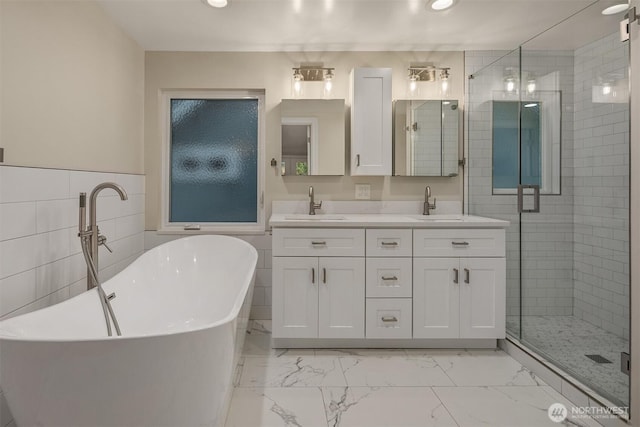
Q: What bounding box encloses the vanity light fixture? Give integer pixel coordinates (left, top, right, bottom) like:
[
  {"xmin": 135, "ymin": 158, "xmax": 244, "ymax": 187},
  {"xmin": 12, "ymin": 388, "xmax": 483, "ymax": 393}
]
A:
[
  {"xmin": 407, "ymin": 66, "xmax": 450, "ymax": 96},
  {"xmin": 203, "ymin": 0, "xmax": 228, "ymax": 8},
  {"xmin": 291, "ymin": 66, "xmax": 335, "ymax": 98}
]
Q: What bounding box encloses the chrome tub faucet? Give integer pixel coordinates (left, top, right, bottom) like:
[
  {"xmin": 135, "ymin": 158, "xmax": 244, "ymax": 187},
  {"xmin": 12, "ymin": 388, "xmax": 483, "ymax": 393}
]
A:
[
  {"xmin": 309, "ymin": 186, "xmax": 322, "ymax": 215},
  {"xmin": 423, "ymin": 185, "xmax": 437, "ymax": 215}
]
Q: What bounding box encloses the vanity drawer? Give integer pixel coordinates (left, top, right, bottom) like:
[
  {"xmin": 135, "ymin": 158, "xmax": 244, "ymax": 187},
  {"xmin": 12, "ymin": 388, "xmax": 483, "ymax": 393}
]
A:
[
  {"xmin": 366, "ymin": 229, "xmax": 412, "ymax": 257},
  {"xmin": 273, "ymin": 228, "xmax": 365, "ymax": 257},
  {"xmin": 366, "ymin": 258, "xmax": 412, "ymax": 298},
  {"xmin": 366, "ymin": 298, "xmax": 412, "ymax": 339},
  {"xmin": 413, "ymin": 228, "xmax": 505, "ymax": 257}
]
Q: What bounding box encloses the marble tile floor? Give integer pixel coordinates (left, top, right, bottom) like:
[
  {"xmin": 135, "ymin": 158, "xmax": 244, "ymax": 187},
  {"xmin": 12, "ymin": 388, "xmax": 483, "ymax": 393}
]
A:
[
  {"xmin": 225, "ymin": 320, "xmax": 603, "ymax": 427},
  {"xmin": 506, "ymin": 315, "xmax": 629, "ymax": 407}
]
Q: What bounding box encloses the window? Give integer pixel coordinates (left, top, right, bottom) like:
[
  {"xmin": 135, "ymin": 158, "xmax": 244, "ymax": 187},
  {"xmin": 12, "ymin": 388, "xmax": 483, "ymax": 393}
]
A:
[
  {"xmin": 491, "ymin": 93, "xmax": 560, "ymax": 195},
  {"xmin": 162, "ymin": 90, "xmax": 265, "ymax": 233}
]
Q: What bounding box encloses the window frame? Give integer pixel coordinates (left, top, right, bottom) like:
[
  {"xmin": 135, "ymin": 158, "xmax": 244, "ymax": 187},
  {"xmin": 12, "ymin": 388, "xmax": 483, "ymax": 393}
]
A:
[{"xmin": 160, "ymin": 89, "xmax": 265, "ymax": 234}]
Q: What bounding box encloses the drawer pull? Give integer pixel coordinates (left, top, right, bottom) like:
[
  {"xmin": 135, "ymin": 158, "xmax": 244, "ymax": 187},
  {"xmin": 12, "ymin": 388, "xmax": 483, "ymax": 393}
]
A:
[
  {"xmin": 464, "ymin": 268, "xmax": 470, "ymax": 284},
  {"xmin": 311, "ymin": 241, "xmax": 327, "ymax": 246},
  {"xmin": 452, "ymin": 241, "xmax": 470, "ymax": 247},
  {"xmin": 381, "ymin": 241, "xmax": 398, "ymax": 247},
  {"xmin": 323, "ymin": 268, "xmax": 327, "ymax": 284},
  {"xmin": 312, "ymin": 268, "xmax": 315, "ymax": 284},
  {"xmin": 453, "ymin": 268, "xmax": 459, "ymax": 284},
  {"xmin": 381, "ymin": 276, "xmax": 398, "ymax": 281},
  {"xmin": 381, "ymin": 316, "xmax": 398, "ymax": 323}
]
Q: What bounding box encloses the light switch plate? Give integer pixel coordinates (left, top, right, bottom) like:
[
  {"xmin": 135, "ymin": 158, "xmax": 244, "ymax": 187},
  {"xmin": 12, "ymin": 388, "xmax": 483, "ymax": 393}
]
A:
[{"xmin": 355, "ymin": 184, "xmax": 371, "ymax": 200}]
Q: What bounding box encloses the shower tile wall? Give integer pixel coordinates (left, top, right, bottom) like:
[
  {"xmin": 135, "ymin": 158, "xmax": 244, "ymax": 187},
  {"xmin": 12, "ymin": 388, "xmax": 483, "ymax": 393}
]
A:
[
  {"xmin": 465, "ymin": 50, "xmax": 575, "ymax": 318},
  {"xmin": 572, "ymin": 33, "xmax": 630, "ymax": 340},
  {"xmin": 0, "ymin": 166, "xmax": 145, "ymax": 320}
]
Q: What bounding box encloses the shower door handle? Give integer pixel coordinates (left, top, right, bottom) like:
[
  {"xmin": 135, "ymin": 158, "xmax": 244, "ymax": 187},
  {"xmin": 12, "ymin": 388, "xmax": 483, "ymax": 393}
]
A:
[{"xmin": 517, "ymin": 184, "xmax": 540, "ymax": 213}]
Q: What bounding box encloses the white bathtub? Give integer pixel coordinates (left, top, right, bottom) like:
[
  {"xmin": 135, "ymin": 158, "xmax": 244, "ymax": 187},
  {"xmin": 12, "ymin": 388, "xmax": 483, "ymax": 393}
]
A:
[{"xmin": 0, "ymin": 235, "xmax": 257, "ymax": 427}]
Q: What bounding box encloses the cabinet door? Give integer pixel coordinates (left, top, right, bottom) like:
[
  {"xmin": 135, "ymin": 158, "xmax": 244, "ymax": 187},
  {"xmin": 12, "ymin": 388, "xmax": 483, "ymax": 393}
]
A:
[
  {"xmin": 459, "ymin": 258, "xmax": 506, "ymax": 339},
  {"xmin": 350, "ymin": 68, "xmax": 392, "ymax": 176},
  {"xmin": 272, "ymin": 257, "xmax": 318, "ymax": 338},
  {"xmin": 413, "ymin": 258, "xmax": 459, "ymax": 338},
  {"xmin": 318, "ymin": 257, "xmax": 365, "ymax": 338}
]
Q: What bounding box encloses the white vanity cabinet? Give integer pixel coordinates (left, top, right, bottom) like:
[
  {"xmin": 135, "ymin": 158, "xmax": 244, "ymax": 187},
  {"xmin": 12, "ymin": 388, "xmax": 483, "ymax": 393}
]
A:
[
  {"xmin": 272, "ymin": 229, "xmax": 365, "ymax": 339},
  {"xmin": 350, "ymin": 67, "xmax": 392, "ymax": 176},
  {"xmin": 365, "ymin": 229, "xmax": 413, "ymax": 338},
  {"xmin": 270, "ymin": 213, "xmax": 508, "ymax": 347},
  {"xmin": 413, "ymin": 229, "xmax": 506, "ymax": 339}
]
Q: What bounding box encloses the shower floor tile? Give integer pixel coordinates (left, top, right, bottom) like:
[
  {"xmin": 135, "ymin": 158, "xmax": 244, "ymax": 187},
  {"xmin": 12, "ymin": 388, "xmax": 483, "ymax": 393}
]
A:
[
  {"xmin": 224, "ymin": 320, "xmax": 606, "ymax": 427},
  {"xmin": 507, "ymin": 315, "xmax": 629, "ymax": 407}
]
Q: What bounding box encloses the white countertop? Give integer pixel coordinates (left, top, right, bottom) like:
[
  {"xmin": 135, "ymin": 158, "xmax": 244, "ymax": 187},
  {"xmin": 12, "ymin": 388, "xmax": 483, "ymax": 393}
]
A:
[{"xmin": 269, "ymin": 213, "xmax": 510, "ymax": 228}]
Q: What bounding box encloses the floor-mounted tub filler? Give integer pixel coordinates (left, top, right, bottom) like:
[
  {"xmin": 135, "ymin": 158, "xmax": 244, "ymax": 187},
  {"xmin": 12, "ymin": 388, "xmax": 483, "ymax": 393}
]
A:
[{"xmin": 0, "ymin": 235, "xmax": 257, "ymax": 427}]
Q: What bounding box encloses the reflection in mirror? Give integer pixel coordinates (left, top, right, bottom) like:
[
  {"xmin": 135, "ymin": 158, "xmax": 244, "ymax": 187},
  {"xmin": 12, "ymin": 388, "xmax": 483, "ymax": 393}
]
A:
[
  {"xmin": 280, "ymin": 99, "xmax": 345, "ymax": 176},
  {"xmin": 393, "ymin": 100, "xmax": 459, "ymax": 177},
  {"xmin": 281, "ymin": 118, "xmax": 316, "ymax": 176},
  {"xmin": 491, "ymin": 90, "xmax": 561, "ymax": 194}
]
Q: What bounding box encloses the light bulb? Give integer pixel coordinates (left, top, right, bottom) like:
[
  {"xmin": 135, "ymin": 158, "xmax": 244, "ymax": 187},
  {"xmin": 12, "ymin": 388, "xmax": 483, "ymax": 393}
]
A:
[
  {"xmin": 506, "ymin": 79, "xmax": 515, "ymax": 93},
  {"xmin": 323, "ymin": 71, "xmax": 334, "ymax": 97},
  {"xmin": 409, "ymin": 75, "xmax": 418, "ymax": 93},
  {"xmin": 527, "ymin": 80, "xmax": 536, "ymax": 94},
  {"xmin": 441, "ymin": 80, "xmax": 449, "ymax": 94},
  {"xmin": 602, "ymin": 84, "xmax": 612, "ymax": 95}
]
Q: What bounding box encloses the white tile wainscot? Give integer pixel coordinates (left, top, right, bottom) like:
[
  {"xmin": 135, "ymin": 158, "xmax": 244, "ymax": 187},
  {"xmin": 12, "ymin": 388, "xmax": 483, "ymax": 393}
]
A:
[{"xmin": 269, "ymin": 203, "xmax": 508, "ymax": 349}]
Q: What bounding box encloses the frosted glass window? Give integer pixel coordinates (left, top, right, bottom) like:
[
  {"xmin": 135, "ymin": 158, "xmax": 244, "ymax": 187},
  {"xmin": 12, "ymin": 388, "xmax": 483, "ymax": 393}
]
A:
[{"xmin": 169, "ymin": 98, "xmax": 259, "ymax": 223}]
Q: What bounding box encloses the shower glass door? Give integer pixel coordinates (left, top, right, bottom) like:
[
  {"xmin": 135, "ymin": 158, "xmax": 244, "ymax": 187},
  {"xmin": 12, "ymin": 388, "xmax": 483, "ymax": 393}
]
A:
[{"xmin": 467, "ymin": 0, "xmax": 630, "ymax": 408}]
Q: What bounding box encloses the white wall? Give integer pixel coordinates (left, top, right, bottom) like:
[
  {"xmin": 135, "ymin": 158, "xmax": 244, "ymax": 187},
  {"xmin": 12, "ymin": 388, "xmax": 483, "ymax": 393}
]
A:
[{"xmin": 0, "ymin": 0, "xmax": 144, "ymax": 174}]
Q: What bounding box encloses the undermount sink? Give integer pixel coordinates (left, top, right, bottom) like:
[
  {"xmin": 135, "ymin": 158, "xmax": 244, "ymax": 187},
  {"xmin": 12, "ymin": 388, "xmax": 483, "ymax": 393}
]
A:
[
  {"xmin": 407, "ymin": 214, "xmax": 464, "ymax": 222},
  {"xmin": 284, "ymin": 214, "xmax": 346, "ymax": 221}
]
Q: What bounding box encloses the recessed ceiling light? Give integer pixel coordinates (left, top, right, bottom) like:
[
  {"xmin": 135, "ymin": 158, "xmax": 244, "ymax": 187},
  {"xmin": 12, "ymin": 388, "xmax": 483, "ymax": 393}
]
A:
[
  {"xmin": 205, "ymin": 0, "xmax": 228, "ymax": 8},
  {"xmin": 602, "ymin": 3, "xmax": 628, "ymax": 15},
  {"xmin": 431, "ymin": 0, "xmax": 455, "ymax": 11}
]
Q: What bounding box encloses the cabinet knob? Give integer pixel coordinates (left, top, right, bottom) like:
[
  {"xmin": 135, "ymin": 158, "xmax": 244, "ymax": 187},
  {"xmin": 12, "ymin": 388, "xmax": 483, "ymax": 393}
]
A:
[
  {"xmin": 311, "ymin": 241, "xmax": 327, "ymax": 246},
  {"xmin": 380, "ymin": 241, "xmax": 398, "ymax": 247},
  {"xmin": 451, "ymin": 241, "xmax": 470, "ymax": 247},
  {"xmin": 464, "ymin": 268, "xmax": 470, "ymax": 284},
  {"xmin": 381, "ymin": 316, "xmax": 398, "ymax": 323},
  {"xmin": 381, "ymin": 276, "xmax": 398, "ymax": 281},
  {"xmin": 453, "ymin": 268, "xmax": 459, "ymax": 284},
  {"xmin": 311, "ymin": 268, "xmax": 315, "ymax": 284}
]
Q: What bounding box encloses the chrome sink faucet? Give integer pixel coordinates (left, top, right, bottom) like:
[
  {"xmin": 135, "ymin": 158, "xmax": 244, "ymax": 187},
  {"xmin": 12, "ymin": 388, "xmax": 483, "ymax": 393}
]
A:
[
  {"xmin": 423, "ymin": 185, "xmax": 437, "ymax": 215},
  {"xmin": 309, "ymin": 186, "xmax": 322, "ymax": 215}
]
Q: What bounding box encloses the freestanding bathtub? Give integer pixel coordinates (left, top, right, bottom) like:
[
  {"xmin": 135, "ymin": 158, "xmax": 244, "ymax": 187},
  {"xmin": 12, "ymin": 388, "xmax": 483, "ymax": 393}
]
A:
[{"xmin": 0, "ymin": 235, "xmax": 257, "ymax": 427}]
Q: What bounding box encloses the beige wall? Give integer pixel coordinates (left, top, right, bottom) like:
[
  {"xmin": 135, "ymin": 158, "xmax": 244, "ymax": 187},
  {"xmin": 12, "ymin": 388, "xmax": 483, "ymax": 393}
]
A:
[
  {"xmin": 145, "ymin": 51, "xmax": 465, "ymax": 230},
  {"xmin": 0, "ymin": 0, "xmax": 144, "ymax": 174}
]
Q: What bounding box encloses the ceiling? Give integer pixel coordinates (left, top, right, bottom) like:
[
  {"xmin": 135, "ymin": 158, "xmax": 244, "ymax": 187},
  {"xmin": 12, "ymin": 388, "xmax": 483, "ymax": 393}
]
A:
[{"xmin": 96, "ymin": 0, "xmax": 628, "ymax": 52}]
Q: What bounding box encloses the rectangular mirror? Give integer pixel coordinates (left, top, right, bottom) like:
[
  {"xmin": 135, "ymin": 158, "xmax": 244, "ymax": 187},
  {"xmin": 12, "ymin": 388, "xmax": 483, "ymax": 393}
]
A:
[
  {"xmin": 280, "ymin": 99, "xmax": 345, "ymax": 176},
  {"xmin": 393, "ymin": 99, "xmax": 459, "ymax": 177}
]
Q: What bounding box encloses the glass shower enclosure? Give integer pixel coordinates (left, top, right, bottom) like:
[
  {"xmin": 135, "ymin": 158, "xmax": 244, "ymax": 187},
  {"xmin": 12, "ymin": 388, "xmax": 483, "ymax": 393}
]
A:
[{"xmin": 466, "ymin": 0, "xmax": 630, "ymax": 408}]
